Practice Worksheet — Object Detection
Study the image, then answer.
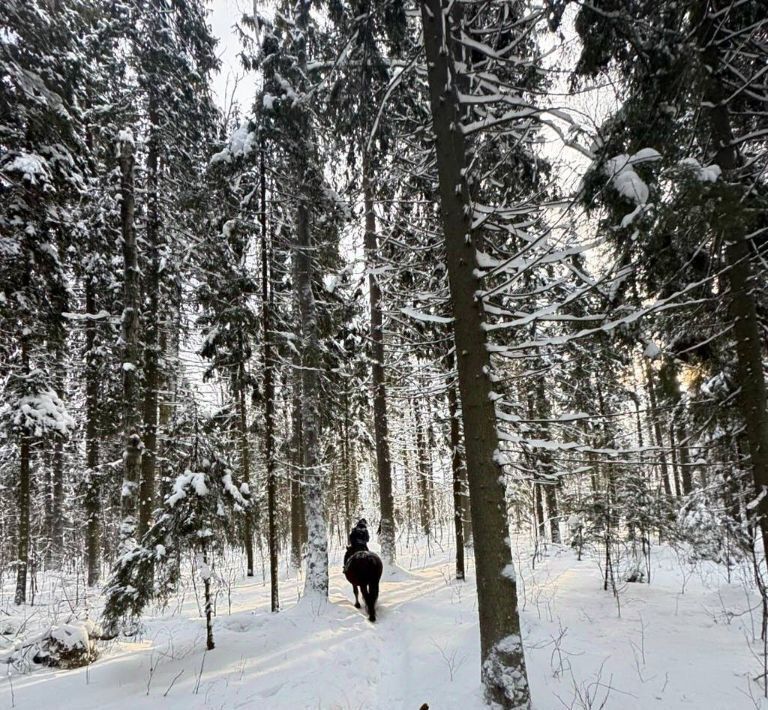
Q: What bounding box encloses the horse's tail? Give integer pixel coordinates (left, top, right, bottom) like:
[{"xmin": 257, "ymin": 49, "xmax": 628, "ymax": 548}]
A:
[{"xmin": 366, "ymin": 554, "xmax": 384, "ymax": 622}]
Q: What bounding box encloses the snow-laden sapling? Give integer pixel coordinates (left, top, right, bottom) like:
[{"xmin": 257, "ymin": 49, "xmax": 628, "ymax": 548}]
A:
[{"xmin": 102, "ymin": 432, "xmax": 249, "ymax": 650}]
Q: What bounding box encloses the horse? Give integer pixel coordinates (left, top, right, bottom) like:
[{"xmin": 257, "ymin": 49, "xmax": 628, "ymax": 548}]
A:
[{"xmin": 343, "ymin": 548, "xmax": 383, "ymax": 622}]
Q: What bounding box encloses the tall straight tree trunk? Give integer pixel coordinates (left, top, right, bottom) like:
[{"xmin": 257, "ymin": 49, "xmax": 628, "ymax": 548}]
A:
[
  {"xmin": 290, "ymin": 344, "xmax": 305, "ymax": 569},
  {"xmin": 119, "ymin": 130, "xmax": 142, "ymax": 551},
  {"xmin": 261, "ymin": 146, "xmax": 278, "ymax": 612},
  {"xmin": 420, "ymin": 2, "xmax": 530, "ymax": 705},
  {"xmin": 446, "ymin": 349, "xmax": 466, "ymax": 580},
  {"xmin": 293, "ymin": 0, "xmax": 327, "ymax": 598},
  {"xmin": 659, "ymin": 361, "xmax": 693, "ymax": 496},
  {"xmin": 237, "ymin": 364, "xmax": 254, "ymax": 577},
  {"xmin": 363, "ymin": 153, "xmax": 396, "ymax": 565},
  {"xmin": 413, "ymin": 397, "xmax": 432, "ymax": 537},
  {"xmin": 668, "ymin": 426, "xmax": 682, "ymax": 497},
  {"xmin": 676, "ymin": 425, "xmax": 693, "ymax": 496},
  {"xmin": 84, "ymin": 279, "xmax": 100, "ymax": 586},
  {"xmin": 15, "ymin": 337, "xmax": 31, "ymax": 606},
  {"xmin": 534, "ymin": 376, "xmax": 560, "ymax": 544},
  {"xmin": 296, "ymin": 199, "xmax": 329, "ymax": 598},
  {"xmin": 139, "ymin": 97, "xmax": 160, "ymax": 540},
  {"xmin": 644, "ymin": 362, "xmax": 672, "ymax": 497},
  {"xmin": 525, "ymin": 395, "xmax": 547, "ymax": 542},
  {"xmin": 49, "ymin": 346, "xmax": 65, "ymax": 566},
  {"xmin": 695, "ymin": 3, "xmax": 768, "ymax": 558}
]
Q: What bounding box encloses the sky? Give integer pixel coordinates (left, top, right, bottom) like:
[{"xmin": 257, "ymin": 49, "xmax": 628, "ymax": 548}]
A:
[{"xmin": 208, "ymin": 0, "xmax": 257, "ymax": 111}]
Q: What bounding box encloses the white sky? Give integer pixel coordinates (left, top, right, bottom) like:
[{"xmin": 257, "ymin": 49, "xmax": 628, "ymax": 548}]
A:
[{"xmin": 208, "ymin": 0, "xmax": 257, "ymax": 112}]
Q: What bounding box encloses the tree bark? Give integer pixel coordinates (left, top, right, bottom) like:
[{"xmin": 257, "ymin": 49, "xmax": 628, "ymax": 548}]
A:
[
  {"xmin": 290, "ymin": 346, "xmax": 305, "ymax": 569},
  {"xmin": 420, "ymin": 2, "xmax": 530, "ymax": 705},
  {"xmin": 296, "ymin": 199, "xmax": 329, "ymax": 598},
  {"xmin": 84, "ymin": 278, "xmax": 101, "ymax": 586},
  {"xmin": 446, "ymin": 350, "xmax": 466, "ymax": 580},
  {"xmin": 237, "ymin": 364, "xmax": 254, "ymax": 577},
  {"xmin": 119, "ymin": 131, "xmax": 142, "ymax": 551},
  {"xmin": 644, "ymin": 362, "xmax": 672, "ymax": 497},
  {"xmin": 261, "ymin": 146, "xmax": 279, "ymax": 612},
  {"xmin": 413, "ymin": 396, "xmax": 432, "ymax": 537},
  {"xmin": 15, "ymin": 336, "xmax": 31, "ymax": 606},
  {"xmin": 139, "ymin": 95, "xmax": 160, "ymax": 540},
  {"xmin": 363, "ymin": 153, "xmax": 396, "ymax": 565},
  {"xmin": 696, "ymin": 8, "xmax": 768, "ymax": 555}
]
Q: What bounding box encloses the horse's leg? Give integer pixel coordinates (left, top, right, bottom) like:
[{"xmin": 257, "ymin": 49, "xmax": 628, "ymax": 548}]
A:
[{"xmin": 353, "ymin": 584, "xmax": 361, "ymax": 609}]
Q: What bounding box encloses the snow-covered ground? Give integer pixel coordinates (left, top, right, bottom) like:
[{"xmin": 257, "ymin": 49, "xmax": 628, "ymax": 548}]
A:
[{"xmin": 1, "ymin": 536, "xmax": 766, "ymax": 709}]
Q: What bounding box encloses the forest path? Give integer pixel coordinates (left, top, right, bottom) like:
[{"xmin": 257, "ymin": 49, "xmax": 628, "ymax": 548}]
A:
[{"xmin": 1, "ymin": 545, "xmax": 486, "ymax": 710}]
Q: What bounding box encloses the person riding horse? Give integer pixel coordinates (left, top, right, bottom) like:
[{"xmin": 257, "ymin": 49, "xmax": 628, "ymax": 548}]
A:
[
  {"xmin": 342, "ymin": 518, "xmax": 383, "ymax": 621},
  {"xmin": 344, "ymin": 518, "xmax": 369, "ymax": 570}
]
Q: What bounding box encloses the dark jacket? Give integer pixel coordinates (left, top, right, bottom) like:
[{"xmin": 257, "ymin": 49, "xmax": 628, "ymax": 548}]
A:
[{"xmin": 349, "ymin": 521, "xmax": 369, "ymax": 549}]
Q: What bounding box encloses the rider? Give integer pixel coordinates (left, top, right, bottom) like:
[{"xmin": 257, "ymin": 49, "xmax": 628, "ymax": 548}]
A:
[{"xmin": 344, "ymin": 518, "xmax": 369, "ymax": 569}]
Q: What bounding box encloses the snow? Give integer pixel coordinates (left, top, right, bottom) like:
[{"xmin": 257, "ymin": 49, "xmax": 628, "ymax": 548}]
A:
[
  {"xmin": 603, "ymin": 148, "xmax": 661, "ymax": 205},
  {"xmin": 322, "ymin": 273, "xmax": 338, "ymax": 293},
  {"xmin": 5, "ymin": 152, "xmax": 50, "ymax": 185},
  {"xmin": 210, "ymin": 124, "xmax": 257, "ymax": 165},
  {"xmin": 49, "ymin": 623, "xmax": 92, "ymax": 653},
  {"xmin": 679, "ymin": 157, "xmax": 722, "ymax": 182},
  {"xmin": 3, "ymin": 387, "xmax": 74, "ymax": 437},
  {"xmin": 401, "ymin": 306, "xmax": 453, "ymax": 324},
  {"xmin": 643, "ymin": 341, "xmax": 662, "ymax": 359},
  {"xmin": 1, "ymin": 538, "xmax": 767, "ymax": 709},
  {"xmin": 166, "ymin": 469, "xmax": 209, "ymax": 508},
  {"xmin": 117, "ymin": 128, "xmax": 134, "ymax": 146}
]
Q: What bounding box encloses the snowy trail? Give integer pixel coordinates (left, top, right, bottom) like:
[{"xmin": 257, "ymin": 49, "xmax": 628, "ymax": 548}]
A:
[
  {"xmin": 3, "ymin": 542, "xmax": 768, "ymax": 709},
  {"xmin": 1, "ymin": 548, "xmax": 486, "ymax": 710}
]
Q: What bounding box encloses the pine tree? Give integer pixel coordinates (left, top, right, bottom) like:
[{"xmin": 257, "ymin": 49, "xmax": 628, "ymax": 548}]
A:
[{"xmin": 419, "ymin": 1, "xmax": 531, "ymax": 705}]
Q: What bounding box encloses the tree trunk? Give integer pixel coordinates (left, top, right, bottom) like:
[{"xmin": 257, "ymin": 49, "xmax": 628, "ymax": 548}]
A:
[
  {"xmin": 119, "ymin": 130, "xmax": 142, "ymax": 552},
  {"xmin": 342, "ymin": 386, "xmax": 352, "ymax": 534},
  {"xmin": 84, "ymin": 279, "xmax": 100, "ymax": 586},
  {"xmin": 290, "ymin": 342, "xmax": 305, "ymax": 569},
  {"xmin": 15, "ymin": 336, "xmax": 31, "ymax": 606},
  {"xmin": 420, "ymin": 2, "xmax": 530, "ymax": 704},
  {"xmin": 261, "ymin": 146, "xmax": 279, "ymax": 612},
  {"xmin": 49, "ymin": 351, "xmax": 65, "ymax": 566},
  {"xmin": 363, "ymin": 153, "xmax": 396, "ymax": 565},
  {"xmin": 15, "ymin": 433, "xmax": 31, "ymax": 605},
  {"xmin": 296, "ymin": 198, "xmax": 329, "ymax": 598},
  {"xmin": 413, "ymin": 397, "xmax": 432, "ymax": 537},
  {"xmin": 446, "ymin": 350, "xmax": 466, "ymax": 581},
  {"xmin": 693, "ymin": 4, "xmax": 768, "ymax": 557},
  {"xmin": 139, "ymin": 97, "xmax": 160, "ymax": 541},
  {"xmin": 644, "ymin": 362, "xmax": 672, "ymax": 497},
  {"xmin": 237, "ymin": 365, "xmax": 254, "ymax": 577}
]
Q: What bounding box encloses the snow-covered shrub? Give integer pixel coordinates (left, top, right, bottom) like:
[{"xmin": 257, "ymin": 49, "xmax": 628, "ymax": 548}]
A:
[
  {"xmin": 37, "ymin": 620, "xmax": 101, "ymax": 669},
  {"xmin": 5, "ymin": 620, "xmax": 100, "ymax": 672}
]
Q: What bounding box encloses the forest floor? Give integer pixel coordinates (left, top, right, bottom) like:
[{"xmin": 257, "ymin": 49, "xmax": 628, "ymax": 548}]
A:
[{"xmin": 0, "ymin": 535, "xmax": 766, "ymax": 709}]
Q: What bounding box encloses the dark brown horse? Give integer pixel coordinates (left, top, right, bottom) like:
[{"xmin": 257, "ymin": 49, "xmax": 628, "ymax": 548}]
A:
[{"xmin": 343, "ymin": 550, "xmax": 383, "ymax": 622}]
